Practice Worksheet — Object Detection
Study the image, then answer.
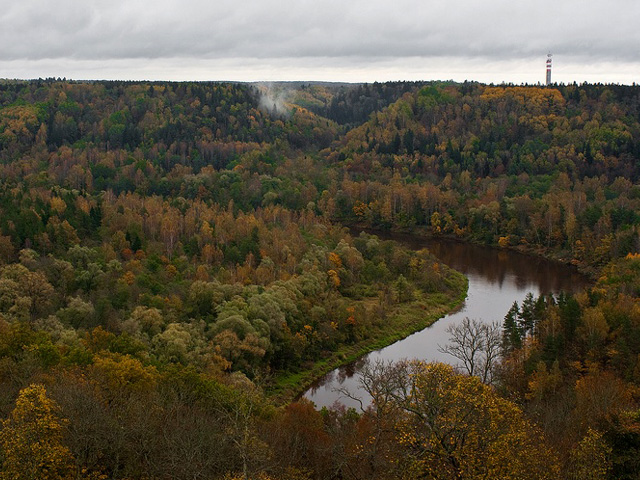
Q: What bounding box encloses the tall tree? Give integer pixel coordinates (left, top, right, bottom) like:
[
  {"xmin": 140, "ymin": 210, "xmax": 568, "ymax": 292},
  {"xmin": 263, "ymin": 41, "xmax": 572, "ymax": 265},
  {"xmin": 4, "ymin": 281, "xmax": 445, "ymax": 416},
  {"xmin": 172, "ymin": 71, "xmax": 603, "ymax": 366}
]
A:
[
  {"xmin": 438, "ymin": 317, "xmax": 502, "ymax": 384},
  {"xmin": 0, "ymin": 384, "xmax": 75, "ymax": 480}
]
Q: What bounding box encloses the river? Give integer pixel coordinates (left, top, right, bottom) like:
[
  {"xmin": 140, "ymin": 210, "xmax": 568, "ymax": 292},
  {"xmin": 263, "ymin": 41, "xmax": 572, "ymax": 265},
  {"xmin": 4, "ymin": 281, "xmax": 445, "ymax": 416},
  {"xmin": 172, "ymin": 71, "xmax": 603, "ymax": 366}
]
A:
[{"xmin": 303, "ymin": 233, "xmax": 590, "ymax": 409}]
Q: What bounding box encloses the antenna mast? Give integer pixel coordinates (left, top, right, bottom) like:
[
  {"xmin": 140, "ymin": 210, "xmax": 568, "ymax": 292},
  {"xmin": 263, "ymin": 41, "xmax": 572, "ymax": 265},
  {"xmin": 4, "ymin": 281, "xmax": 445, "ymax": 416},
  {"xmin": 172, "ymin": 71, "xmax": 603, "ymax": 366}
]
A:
[{"xmin": 546, "ymin": 53, "xmax": 553, "ymax": 85}]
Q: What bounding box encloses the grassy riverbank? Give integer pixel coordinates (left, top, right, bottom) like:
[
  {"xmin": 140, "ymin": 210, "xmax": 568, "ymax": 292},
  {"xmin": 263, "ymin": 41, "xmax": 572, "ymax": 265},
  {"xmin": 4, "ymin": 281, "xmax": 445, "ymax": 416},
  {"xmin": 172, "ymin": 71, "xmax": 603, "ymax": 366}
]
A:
[{"xmin": 271, "ymin": 271, "xmax": 468, "ymax": 404}]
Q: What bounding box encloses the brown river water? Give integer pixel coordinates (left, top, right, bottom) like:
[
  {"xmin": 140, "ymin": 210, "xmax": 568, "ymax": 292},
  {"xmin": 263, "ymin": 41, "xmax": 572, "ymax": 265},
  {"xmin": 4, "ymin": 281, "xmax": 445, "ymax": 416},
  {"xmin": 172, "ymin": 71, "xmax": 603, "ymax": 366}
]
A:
[{"xmin": 303, "ymin": 231, "xmax": 590, "ymax": 409}]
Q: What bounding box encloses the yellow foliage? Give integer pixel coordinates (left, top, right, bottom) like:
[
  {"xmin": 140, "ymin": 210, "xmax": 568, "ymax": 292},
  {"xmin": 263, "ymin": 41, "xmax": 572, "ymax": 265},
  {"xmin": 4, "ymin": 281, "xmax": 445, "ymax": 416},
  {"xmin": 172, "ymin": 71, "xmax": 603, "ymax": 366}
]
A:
[
  {"xmin": 328, "ymin": 252, "xmax": 342, "ymax": 269},
  {"xmin": 200, "ymin": 220, "xmax": 214, "ymax": 241},
  {"xmin": 397, "ymin": 362, "xmax": 560, "ymax": 479},
  {"xmin": 225, "ymin": 470, "xmax": 310, "ymax": 480},
  {"xmin": 431, "ymin": 262, "xmax": 440, "ymax": 276},
  {"xmin": 481, "ymin": 86, "xmax": 565, "ymax": 112},
  {"xmin": 75, "ymin": 196, "xmax": 91, "ymax": 214},
  {"xmin": 91, "ymin": 353, "xmax": 158, "ymax": 395},
  {"xmin": 527, "ymin": 361, "xmax": 562, "ymax": 402},
  {"xmin": 327, "ymin": 269, "xmax": 340, "ymax": 288},
  {"xmin": 49, "ymin": 196, "xmax": 67, "ymax": 214},
  {"xmin": 0, "ymin": 384, "xmax": 75, "ymax": 480},
  {"xmin": 195, "ymin": 264, "xmax": 210, "ymax": 281},
  {"xmin": 352, "ymin": 201, "xmax": 368, "ymax": 217},
  {"xmin": 165, "ymin": 264, "xmax": 178, "ymax": 277},
  {"xmin": 122, "ymin": 270, "xmax": 136, "ymax": 285},
  {"xmin": 430, "ymin": 211, "xmax": 441, "ymax": 235},
  {"xmin": 0, "ymin": 105, "xmax": 39, "ymax": 144},
  {"xmin": 567, "ymin": 429, "xmax": 612, "ymax": 480}
]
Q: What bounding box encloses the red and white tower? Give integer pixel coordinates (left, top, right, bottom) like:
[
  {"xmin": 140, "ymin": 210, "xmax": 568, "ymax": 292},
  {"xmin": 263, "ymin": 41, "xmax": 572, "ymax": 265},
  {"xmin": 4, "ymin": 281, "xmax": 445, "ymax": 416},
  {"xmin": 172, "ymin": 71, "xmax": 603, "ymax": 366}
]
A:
[{"xmin": 546, "ymin": 53, "xmax": 552, "ymax": 85}]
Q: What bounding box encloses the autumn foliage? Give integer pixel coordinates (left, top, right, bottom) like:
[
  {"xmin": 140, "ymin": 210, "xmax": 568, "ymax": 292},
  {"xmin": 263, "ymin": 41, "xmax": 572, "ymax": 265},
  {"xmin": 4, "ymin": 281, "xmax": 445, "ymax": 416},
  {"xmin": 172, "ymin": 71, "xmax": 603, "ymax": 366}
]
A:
[
  {"xmin": 0, "ymin": 384, "xmax": 75, "ymax": 480},
  {"xmin": 0, "ymin": 79, "xmax": 639, "ymax": 478}
]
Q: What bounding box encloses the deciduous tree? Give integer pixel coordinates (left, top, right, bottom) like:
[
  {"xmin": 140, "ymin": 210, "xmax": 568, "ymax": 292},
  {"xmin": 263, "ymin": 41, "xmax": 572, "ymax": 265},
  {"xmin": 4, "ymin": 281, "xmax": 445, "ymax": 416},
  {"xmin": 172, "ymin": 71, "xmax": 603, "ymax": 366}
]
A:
[{"xmin": 0, "ymin": 384, "xmax": 75, "ymax": 480}]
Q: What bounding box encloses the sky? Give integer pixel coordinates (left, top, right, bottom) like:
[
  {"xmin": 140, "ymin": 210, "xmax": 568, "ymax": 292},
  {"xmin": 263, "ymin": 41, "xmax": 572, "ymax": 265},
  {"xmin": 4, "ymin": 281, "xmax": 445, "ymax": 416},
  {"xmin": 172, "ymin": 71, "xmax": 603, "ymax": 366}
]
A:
[{"xmin": 1, "ymin": 0, "xmax": 638, "ymax": 84}]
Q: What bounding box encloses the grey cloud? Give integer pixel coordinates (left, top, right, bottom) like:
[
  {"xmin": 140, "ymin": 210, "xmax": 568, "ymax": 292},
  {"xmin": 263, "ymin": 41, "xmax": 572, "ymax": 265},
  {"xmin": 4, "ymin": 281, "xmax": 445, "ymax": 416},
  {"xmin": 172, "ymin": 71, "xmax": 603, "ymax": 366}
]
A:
[{"xmin": 1, "ymin": 0, "xmax": 638, "ymax": 67}]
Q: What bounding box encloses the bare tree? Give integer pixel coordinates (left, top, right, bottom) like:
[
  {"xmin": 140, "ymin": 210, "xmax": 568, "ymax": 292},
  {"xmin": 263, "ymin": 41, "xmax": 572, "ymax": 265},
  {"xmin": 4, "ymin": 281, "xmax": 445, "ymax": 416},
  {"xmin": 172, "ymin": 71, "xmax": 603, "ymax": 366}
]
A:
[
  {"xmin": 215, "ymin": 373, "xmax": 271, "ymax": 480},
  {"xmin": 334, "ymin": 359, "xmax": 408, "ymax": 480},
  {"xmin": 438, "ymin": 317, "xmax": 502, "ymax": 384},
  {"xmin": 336, "ymin": 359, "xmax": 407, "ymax": 413}
]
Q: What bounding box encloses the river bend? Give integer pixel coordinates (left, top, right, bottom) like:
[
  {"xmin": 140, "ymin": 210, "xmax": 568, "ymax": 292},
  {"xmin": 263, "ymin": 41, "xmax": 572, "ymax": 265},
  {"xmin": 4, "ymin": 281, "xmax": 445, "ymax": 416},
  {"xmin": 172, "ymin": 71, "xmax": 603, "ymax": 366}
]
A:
[{"xmin": 303, "ymin": 233, "xmax": 590, "ymax": 409}]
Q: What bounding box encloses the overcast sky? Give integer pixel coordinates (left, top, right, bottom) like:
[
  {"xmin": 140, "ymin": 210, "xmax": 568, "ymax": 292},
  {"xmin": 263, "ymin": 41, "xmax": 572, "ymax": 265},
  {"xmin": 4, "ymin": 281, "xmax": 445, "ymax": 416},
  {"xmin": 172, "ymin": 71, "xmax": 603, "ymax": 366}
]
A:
[{"xmin": 1, "ymin": 0, "xmax": 638, "ymax": 84}]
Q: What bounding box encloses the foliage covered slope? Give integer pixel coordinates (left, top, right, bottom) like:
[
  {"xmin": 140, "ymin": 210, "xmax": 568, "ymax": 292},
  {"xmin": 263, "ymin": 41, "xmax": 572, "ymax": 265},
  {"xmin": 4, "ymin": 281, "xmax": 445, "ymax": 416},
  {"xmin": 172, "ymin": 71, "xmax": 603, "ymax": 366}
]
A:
[{"xmin": 0, "ymin": 78, "xmax": 640, "ymax": 479}]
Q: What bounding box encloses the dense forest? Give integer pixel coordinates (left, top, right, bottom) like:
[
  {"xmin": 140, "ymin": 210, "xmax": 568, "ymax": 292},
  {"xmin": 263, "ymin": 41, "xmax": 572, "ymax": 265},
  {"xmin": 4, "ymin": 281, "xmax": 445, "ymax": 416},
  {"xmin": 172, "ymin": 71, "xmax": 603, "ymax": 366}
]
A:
[{"xmin": 0, "ymin": 78, "xmax": 639, "ymax": 479}]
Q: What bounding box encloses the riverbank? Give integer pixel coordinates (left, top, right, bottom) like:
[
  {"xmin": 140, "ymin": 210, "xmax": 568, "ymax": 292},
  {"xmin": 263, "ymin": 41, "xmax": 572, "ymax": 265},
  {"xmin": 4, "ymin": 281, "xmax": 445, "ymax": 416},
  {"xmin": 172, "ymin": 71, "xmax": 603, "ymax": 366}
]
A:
[
  {"xmin": 270, "ymin": 272, "xmax": 468, "ymax": 404},
  {"xmin": 347, "ymin": 223, "xmax": 599, "ymax": 281},
  {"xmin": 304, "ymin": 230, "xmax": 593, "ymax": 409}
]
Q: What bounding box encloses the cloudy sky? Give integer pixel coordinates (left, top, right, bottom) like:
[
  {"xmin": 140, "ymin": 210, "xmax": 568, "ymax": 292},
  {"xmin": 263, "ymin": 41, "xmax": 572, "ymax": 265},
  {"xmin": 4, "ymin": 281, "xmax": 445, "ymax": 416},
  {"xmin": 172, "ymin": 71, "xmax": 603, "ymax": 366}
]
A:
[{"xmin": 1, "ymin": 0, "xmax": 638, "ymax": 84}]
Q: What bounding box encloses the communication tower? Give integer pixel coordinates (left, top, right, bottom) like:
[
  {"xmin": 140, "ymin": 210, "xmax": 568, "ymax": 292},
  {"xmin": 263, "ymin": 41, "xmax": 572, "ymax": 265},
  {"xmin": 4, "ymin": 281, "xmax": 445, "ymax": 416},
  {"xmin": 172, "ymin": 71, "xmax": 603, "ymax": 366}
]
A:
[{"xmin": 546, "ymin": 53, "xmax": 553, "ymax": 85}]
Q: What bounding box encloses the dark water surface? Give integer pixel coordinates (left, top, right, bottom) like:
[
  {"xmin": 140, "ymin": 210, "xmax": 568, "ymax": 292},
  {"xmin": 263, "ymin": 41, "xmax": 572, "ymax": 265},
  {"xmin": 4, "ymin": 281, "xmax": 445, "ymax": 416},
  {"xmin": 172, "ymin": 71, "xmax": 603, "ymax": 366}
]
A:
[{"xmin": 303, "ymin": 232, "xmax": 590, "ymax": 409}]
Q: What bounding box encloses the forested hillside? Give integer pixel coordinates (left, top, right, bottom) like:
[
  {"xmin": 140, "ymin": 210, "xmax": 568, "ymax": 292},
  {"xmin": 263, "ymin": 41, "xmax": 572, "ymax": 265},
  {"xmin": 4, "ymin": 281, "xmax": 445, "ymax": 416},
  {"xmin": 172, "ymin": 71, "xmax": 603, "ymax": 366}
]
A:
[
  {"xmin": 0, "ymin": 78, "xmax": 639, "ymax": 479},
  {"xmin": 323, "ymin": 83, "xmax": 640, "ymax": 268}
]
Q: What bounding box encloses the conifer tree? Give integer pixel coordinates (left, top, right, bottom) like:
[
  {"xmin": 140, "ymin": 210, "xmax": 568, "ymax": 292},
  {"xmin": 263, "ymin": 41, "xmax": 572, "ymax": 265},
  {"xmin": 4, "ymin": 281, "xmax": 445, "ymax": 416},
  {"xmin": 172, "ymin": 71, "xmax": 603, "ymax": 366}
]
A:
[{"xmin": 502, "ymin": 301, "xmax": 522, "ymax": 353}]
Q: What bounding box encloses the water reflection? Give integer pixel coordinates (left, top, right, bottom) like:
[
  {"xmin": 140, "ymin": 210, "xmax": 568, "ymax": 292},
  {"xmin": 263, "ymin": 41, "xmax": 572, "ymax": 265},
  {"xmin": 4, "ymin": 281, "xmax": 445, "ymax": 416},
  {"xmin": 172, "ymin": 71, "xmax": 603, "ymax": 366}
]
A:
[{"xmin": 303, "ymin": 232, "xmax": 591, "ymax": 410}]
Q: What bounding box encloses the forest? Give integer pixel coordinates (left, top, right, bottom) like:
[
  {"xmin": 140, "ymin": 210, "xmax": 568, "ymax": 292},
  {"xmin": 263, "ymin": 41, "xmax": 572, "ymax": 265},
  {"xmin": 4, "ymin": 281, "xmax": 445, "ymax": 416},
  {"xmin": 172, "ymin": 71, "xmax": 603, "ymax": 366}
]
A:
[{"xmin": 0, "ymin": 78, "xmax": 639, "ymax": 479}]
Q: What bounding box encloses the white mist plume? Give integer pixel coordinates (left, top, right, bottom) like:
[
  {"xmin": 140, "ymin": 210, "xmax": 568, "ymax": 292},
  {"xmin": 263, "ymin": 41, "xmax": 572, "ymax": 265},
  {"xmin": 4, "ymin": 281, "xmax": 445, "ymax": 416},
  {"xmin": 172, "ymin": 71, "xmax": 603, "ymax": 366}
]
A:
[{"xmin": 255, "ymin": 82, "xmax": 294, "ymax": 117}]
